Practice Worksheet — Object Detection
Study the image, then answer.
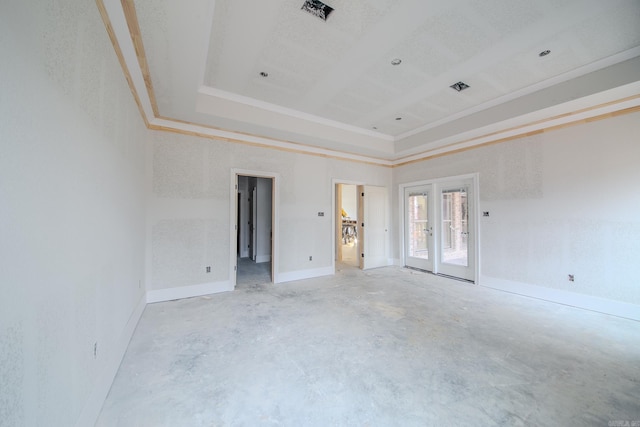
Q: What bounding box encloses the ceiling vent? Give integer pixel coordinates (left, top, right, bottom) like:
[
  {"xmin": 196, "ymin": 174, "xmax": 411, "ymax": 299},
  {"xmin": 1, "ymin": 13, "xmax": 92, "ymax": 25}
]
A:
[
  {"xmin": 450, "ymin": 81, "xmax": 470, "ymax": 92},
  {"xmin": 301, "ymin": 0, "xmax": 334, "ymax": 21}
]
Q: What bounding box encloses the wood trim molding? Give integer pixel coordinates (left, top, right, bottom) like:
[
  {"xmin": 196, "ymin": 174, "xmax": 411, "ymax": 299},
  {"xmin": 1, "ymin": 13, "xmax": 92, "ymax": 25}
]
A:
[
  {"xmin": 120, "ymin": 0, "xmax": 159, "ymax": 117},
  {"xmin": 392, "ymin": 103, "xmax": 640, "ymax": 168},
  {"xmin": 96, "ymin": 0, "xmax": 149, "ymax": 127},
  {"xmin": 149, "ymin": 118, "xmax": 394, "ymax": 168}
]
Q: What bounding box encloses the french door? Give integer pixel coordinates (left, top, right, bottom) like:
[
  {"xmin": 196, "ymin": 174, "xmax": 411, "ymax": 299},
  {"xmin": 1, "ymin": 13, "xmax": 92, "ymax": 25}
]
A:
[
  {"xmin": 404, "ymin": 178, "xmax": 475, "ymax": 282},
  {"xmin": 437, "ymin": 181, "xmax": 473, "ymax": 280},
  {"xmin": 404, "ymin": 185, "xmax": 434, "ymax": 272}
]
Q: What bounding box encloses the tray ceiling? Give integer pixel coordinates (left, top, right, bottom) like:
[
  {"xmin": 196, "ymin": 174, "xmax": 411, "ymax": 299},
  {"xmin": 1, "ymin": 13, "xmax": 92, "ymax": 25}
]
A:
[{"xmin": 100, "ymin": 0, "xmax": 640, "ymax": 164}]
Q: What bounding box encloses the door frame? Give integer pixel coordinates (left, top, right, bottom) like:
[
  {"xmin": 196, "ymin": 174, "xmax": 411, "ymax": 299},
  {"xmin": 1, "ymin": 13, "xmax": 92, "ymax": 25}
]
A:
[
  {"xmin": 237, "ymin": 189, "xmax": 249, "ymax": 258},
  {"xmin": 399, "ymin": 173, "xmax": 480, "ymax": 283},
  {"xmin": 230, "ymin": 169, "xmax": 279, "ymax": 287}
]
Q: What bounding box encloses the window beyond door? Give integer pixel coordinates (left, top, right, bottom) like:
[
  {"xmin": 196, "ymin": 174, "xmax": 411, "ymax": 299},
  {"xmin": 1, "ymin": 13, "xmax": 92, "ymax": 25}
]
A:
[
  {"xmin": 408, "ymin": 192, "xmax": 429, "ymax": 260},
  {"xmin": 441, "ymin": 188, "xmax": 468, "ymax": 267}
]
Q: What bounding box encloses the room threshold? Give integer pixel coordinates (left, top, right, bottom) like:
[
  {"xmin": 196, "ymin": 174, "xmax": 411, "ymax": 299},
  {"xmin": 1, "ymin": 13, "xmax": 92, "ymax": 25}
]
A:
[{"xmin": 403, "ymin": 266, "xmax": 475, "ymax": 284}]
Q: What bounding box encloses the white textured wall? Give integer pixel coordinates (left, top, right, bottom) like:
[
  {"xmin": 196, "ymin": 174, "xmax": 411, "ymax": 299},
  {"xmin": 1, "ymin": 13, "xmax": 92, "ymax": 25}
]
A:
[
  {"xmin": 0, "ymin": 0, "xmax": 147, "ymax": 425},
  {"xmin": 393, "ymin": 112, "xmax": 640, "ymax": 306},
  {"xmin": 148, "ymin": 131, "xmax": 392, "ymax": 290}
]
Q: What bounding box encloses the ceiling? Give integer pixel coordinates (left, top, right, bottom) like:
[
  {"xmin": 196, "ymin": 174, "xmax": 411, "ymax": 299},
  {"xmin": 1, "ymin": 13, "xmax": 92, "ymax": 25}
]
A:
[{"xmin": 100, "ymin": 0, "xmax": 640, "ymax": 165}]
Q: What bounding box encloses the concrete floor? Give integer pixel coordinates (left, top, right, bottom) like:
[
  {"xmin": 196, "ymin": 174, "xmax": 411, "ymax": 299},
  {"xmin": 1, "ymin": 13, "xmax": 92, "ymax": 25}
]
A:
[
  {"xmin": 236, "ymin": 258, "xmax": 271, "ymax": 287},
  {"xmin": 340, "ymin": 242, "xmax": 359, "ymax": 267},
  {"xmin": 97, "ymin": 265, "xmax": 640, "ymax": 426}
]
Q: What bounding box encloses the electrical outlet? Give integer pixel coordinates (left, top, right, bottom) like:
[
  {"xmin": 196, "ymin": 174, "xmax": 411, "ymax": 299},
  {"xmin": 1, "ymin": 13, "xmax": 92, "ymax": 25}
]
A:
[
  {"xmin": 483, "ymin": 211, "xmax": 490, "ymax": 217},
  {"xmin": 309, "ymin": 256, "xmax": 312, "ymax": 261},
  {"xmin": 206, "ymin": 266, "xmax": 211, "ymax": 273},
  {"xmin": 568, "ymin": 274, "xmax": 575, "ymax": 282}
]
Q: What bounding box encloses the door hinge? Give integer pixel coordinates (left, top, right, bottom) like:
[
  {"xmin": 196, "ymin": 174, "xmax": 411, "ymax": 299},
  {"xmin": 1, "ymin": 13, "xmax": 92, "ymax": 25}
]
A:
[
  {"xmin": 361, "ymin": 192, "xmax": 364, "ymax": 197},
  {"xmin": 361, "ymin": 223, "xmax": 364, "ymax": 227},
  {"xmin": 235, "ymin": 224, "xmax": 237, "ymax": 230},
  {"xmin": 235, "ymin": 184, "xmax": 238, "ymax": 190},
  {"xmin": 234, "ymin": 265, "xmax": 237, "ymax": 271},
  {"xmin": 361, "ymin": 253, "xmax": 364, "ymax": 258}
]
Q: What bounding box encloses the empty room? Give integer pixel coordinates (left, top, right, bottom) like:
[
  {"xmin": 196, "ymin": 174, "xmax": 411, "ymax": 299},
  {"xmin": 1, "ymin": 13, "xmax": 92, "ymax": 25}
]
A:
[{"xmin": 1, "ymin": 0, "xmax": 640, "ymax": 426}]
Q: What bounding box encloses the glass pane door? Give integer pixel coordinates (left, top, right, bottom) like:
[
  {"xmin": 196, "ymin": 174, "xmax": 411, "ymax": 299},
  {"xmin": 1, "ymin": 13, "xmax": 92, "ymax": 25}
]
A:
[
  {"xmin": 404, "ymin": 185, "xmax": 433, "ymax": 271},
  {"xmin": 437, "ymin": 181, "xmax": 474, "ymax": 281},
  {"xmin": 441, "ymin": 188, "xmax": 468, "ymax": 266},
  {"xmin": 404, "ymin": 178, "xmax": 475, "ymax": 282}
]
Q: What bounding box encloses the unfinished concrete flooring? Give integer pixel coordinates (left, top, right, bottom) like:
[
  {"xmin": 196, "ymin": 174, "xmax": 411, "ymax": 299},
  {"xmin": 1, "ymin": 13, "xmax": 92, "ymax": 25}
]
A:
[{"xmin": 97, "ymin": 266, "xmax": 640, "ymax": 426}]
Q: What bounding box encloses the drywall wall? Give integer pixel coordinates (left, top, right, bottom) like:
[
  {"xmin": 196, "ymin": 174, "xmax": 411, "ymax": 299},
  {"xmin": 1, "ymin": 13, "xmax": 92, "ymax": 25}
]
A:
[
  {"xmin": 0, "ymin": 0, "xmax": 147, "ymax": 425},
  {"xmin": 147, "ymin": 131, "xmax": 392, "ymax": 292},
  {"xmin": 393, "ymin": 111, "xmax": 640, "ymax": 313}
]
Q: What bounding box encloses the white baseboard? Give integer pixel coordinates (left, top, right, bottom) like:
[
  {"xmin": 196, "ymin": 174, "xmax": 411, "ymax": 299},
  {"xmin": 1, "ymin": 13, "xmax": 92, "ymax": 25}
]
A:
[
  {"xmin": 75, "ymin": 292, "xmax": 146, "ymax": 427},
  {"xmin": 479, "ymin": 275, "xmax": 640, "ymax": 321},
  {"xmin": 146, "ymin": 280, "xmax": 232, "ymax": 303},
  {"xmin": 277, "ymin": 266, "xmax": 334, "ymax": 284},
  {"xmin": 255, "ymin": 254, "xmax": 271, "ymax": 263}
]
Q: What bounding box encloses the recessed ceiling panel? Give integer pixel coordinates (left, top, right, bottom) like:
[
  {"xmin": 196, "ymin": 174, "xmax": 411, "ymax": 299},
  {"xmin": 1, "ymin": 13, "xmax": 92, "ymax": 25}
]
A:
[
  {"xmin": 404, "ymin": 100, "xmax": 450, "ymax": 126},
  {"xmin": 199, "ymin": 0, "xmax": 640, "ymax": 134},
  {"xmin": 317, "ymin": 0, "xmax": 396, "ymax": 39},
  {"xmin": 426, "ymin": 88, "xmax": 476, "ymax": 116},
  {"xmin": 390, "ymin": 27, "xmax": 461, "ymax": 78},
  {"xmin": 418, "ymin": 9, "xmax": 501, "ymax": 62},
  {"xmin": 467, "ymin": 0, "xmax": 546, "ymax": 37},
  {"xmin": 363, "ymin": 60, "xmax": 432, "ymax": 100},
  {"xmin": 569, "ymin": 2, "xmax": 640, "ymax": 60},
  {"xmin": 126, "ymin": 0, "xmax": 640, "ymax": 159},
  {"xmin": 322, "ymin": 91, "xmax": 382, "ymax": 123}
]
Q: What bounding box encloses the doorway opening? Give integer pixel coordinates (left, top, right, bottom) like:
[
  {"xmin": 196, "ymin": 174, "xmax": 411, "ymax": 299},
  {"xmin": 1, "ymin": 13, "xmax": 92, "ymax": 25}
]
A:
[
  {"xmin": 235, "ymin": 175, "xmax": 274, "ymax": 287},
  {"xmin": 334, "ymin": 182, "xmax": 389, "ymax": 271},
  {"xmin": 336, "ymin": 184, "xmax": 359, "ymax": 267}
]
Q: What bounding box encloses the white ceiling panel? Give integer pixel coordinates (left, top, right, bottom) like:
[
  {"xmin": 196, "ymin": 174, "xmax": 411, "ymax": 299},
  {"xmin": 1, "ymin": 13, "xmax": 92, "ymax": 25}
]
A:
[
  {"xmin": 569, "ymin": 2, "xmax": 640, "ymax": 60},
  {"xmin": 416, "ymin": 9, "xmax": 502, "ymax": 62}
]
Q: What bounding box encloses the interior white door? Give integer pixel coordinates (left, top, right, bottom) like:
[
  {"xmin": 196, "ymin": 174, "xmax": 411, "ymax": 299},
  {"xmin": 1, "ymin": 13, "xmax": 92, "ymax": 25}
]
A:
[
  {"xmin": 437, "ymin": 180, "xmax": 474, "ymax": 281},
  {"xmin": 404, "ymin": 185, "xmax": 434, "ymax": 271},
  {"xmin": 251, "ymin": 187, "xmax": 257, "ymax": 261},
  {"xmin": 360, "ymin": 185, "xmax": 389, "ymax": 270}
]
